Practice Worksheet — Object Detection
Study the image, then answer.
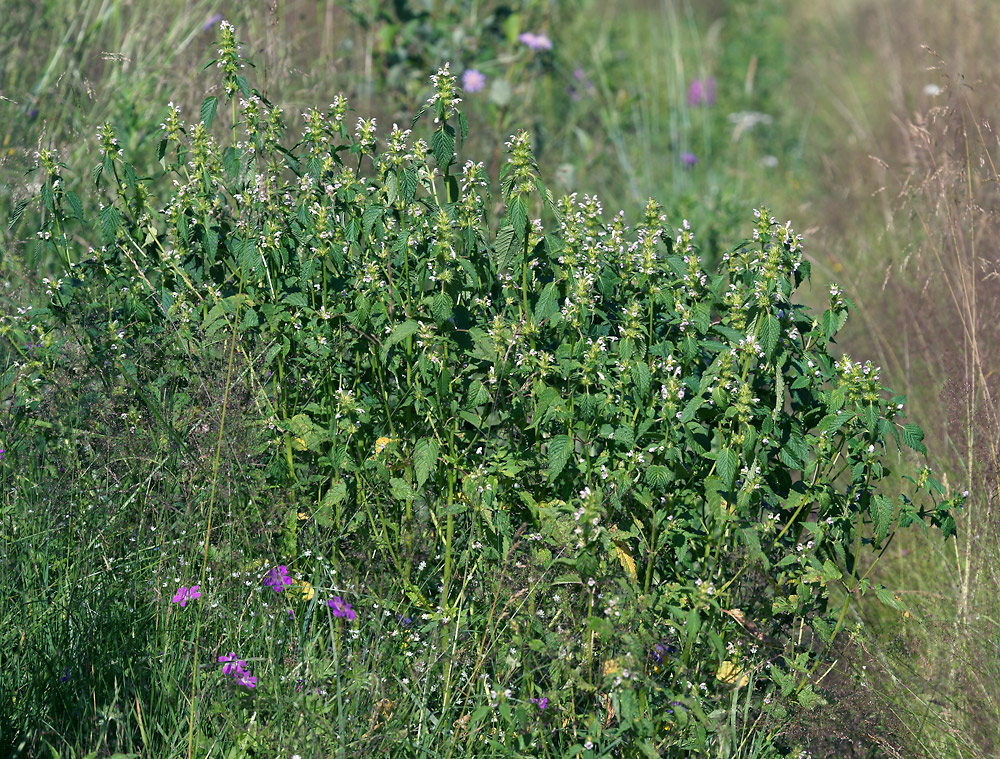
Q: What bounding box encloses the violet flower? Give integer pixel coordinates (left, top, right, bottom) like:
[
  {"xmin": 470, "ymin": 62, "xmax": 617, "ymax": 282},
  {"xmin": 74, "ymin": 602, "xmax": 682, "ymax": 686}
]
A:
[
  {"xmin": 264, "ymin": 565, "xmax": 294, "ymax": 593},
  {"xmin": 171, "ymin": 585, "xmax": 201, "ymax": 607},
  {"xmin": 326, "ymin": 596, "xmax": 357, "ymax": 621}
]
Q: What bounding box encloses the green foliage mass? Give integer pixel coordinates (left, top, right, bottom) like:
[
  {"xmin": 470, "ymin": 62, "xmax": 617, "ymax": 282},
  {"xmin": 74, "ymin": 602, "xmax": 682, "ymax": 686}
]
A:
[{"xmin": 1, "ymin": 20, "xmax": 961, "ymax": 759}]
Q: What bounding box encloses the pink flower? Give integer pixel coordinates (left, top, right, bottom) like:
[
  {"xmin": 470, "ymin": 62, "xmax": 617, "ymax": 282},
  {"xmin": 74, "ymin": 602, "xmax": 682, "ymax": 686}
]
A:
[
  {"xmin": 171, "ymin": 585, "xmax": 201, "ymax": 607},
  {"xmin": 687, "ymin": 77, "xmax": 716, "ymax": 107},
  {"xmin": 519, "ymin": 32, "xmax": 552, "ymax": 51},
  {"xmin": 462, "ymin": 69, "xmax": 486, "ymax": 93}
]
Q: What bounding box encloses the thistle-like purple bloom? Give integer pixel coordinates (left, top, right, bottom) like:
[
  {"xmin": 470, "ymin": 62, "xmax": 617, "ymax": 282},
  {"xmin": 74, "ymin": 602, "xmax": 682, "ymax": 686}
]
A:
[
  {"xmin": 519, "ymin": 32, "xmax": 553, "ymax": 51},
  {"xmin": 462, "ymin": 69, "xmax": 486, "ymax": 93},
  {"xmin": 687, "ymin": 77, "xmax": 716, "ymax": 107},
  {"xmin": 264, "ymin": 565, "xmax": 294, "ymax": 593},
  {"xmin": 681, "ymin": 151, "xmax": 698, "ymax": 167},
  {"xmin": 326, "ymin": 596, "xmax": 356, "ymax": 621},
  {"xmin": 171, "ymin": 585, "xmax": 201, "ymax": 607}
]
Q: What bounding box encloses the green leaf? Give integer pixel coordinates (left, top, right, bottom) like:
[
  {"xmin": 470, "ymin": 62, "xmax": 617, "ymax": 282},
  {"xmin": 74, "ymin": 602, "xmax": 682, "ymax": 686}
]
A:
[
  {"xmin": 760, "ymin": 313, "xmax": 780, "ymax": 359},
  {"xmin": 717, "ymin": 447, "xmax": 738, "ymax": 487},
  {"xmin": 431, "ymin": 125, "xmax": 455, "ymax": 170},
  {"xmin": 547, "ymin": 434, "xmax": 573, "ymax": 482},
  {"xmin": 493, "ymin": 225, "xmax": 519, "ymax": 272},
  {"xmin": 390, "ymin": 477, "xmax": 417, "ymax": 502},
  {"xmin": 507, "ymin": 193, "xmax": 528, "ymax": 239},
  {"xmin": 431, "ymin": 291, "xmax": 453, "ymax": 323},
  {"xmin": 414, "ymin": 437, "xmax": 439, "ymax": 489},
  {"xmin": 288, "ymin": 413, "xmax": 331, "ymax": 452},
  {"xmin": 100, "ymin": 204, "xmax": 120, "ymax": 244},
  {"xmin": 535, "ymin": 281, "xmax": 560, "ymax": 322},
  {"xmin": 900, "ymin": 423, "xmax": 927, "ymax": 454},
  {"xmin": 380, "ymin": 320, "xmax": 420, "ymax": 361},
  {"xmin": 401, "ymin": 168, "xmax": 418, "ymax": 201},
  {"xmin": 200, "ymin": 96, "xmax": 218, "ymax": 129},
  {"xmin": 645, "ymin": 464, "xmax": 671, "ymax": 489},
  {"xmin": 631, "ymin": 361, "xmax": 651, "ymax": 398},
  {"xmin": 465, "ymin": 380, "xmax": 490, "ymax": 409},
  {"xmin": 871, "ymin": 494, "xmax": 894, "ymax": 541},
  {"xmin": 66, "ymin": 191, "xmax": 85, "ymax": 221}
]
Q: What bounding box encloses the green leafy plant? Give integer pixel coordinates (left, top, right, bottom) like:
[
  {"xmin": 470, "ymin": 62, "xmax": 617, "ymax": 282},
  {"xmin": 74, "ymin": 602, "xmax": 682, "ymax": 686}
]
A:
[{"xmin": 2, "ymin": 19, "xmax": 962, "ymax": 758}]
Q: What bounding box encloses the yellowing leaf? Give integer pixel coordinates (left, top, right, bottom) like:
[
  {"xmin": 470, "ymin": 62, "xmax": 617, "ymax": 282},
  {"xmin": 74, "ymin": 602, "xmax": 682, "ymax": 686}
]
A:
[
  {"xmin": 603, "ymin": 658, "xmax": 622, "ymax": 676},
  {"xmin": 615, "ymin": 543, "xmax": 638, "ymax": 581},
  {"xmin": 716, "ymin": 660, "xmax": 749, "ymax": 687}
]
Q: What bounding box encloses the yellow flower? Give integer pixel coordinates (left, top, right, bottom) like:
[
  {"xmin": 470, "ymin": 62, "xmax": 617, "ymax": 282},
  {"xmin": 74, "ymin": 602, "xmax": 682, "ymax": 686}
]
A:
[
  {"xmin": 716, "ymin": 660, "xmax": 749, "ymax": 687},
  {"xmin": 291, "ymin": 578, "xmax": 315, "ymax": 601},
  {"xmin": 374, "ymin": 437, "xmax": 394, "ymax": 456}
]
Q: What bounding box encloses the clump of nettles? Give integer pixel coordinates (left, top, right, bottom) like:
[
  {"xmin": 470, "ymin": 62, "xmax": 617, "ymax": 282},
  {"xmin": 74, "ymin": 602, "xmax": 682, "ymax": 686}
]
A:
[{"xmin": 11, "ymin": 21, "xmax": 963, "ymax": 754}]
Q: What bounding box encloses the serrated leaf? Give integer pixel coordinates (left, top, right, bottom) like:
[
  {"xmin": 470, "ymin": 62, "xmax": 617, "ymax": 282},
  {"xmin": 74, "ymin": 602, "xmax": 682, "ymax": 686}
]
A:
[
  {"xmin": 871, "ymin": 494, "xmax": 894, "ymax": 541},
  {"xmin": 547, "ymin": 434, "xmax": 573, "ymax": 482},
  {"xmin": 507, "ymin": 193, "xmax": 528, "ymax": 239},
  {"xmin": 361, "ymin": 204, "xmax": 384, "ymax": 235},
  {"xmin": 401, "ymin": 168, "xmax": 417, "ymax": 201},
  {"xmin": 100, "ymin": 204, "xmax": 120, "ymax": 244},
  {"xmin": 645, "ymin": 464, "xmax": 671, "ymax": 490},
  {"xmin": 431, "ymin": 125, "xmax": 455, "ymax": 170},
  {"xmin": 614, "ymin": 542, "xmax": 638, "ymax": 581},
  {"xmin": 431, "ymin": 291, "xmax": 453, "ymax": 323},
  {"xmin": 288, "ymin": 413, "xmax": 331, "ymax": 452},
  {"xmin": 900, "ymin": 423, "xmax": 927, "ymax": 454},
  {"xmin": 717, "ymin": 447, "xmax": 738, "ymax": 486},
  {"xmin": 631, "ymin": 361, "xmax": 651, "ymax": 398},
  {"xmin": 493, "ymin": 225, "xmax": 519, "ymax": 272},
  {"xmin": 680, "ymin": 395, "xmax": 704, "ymax": 423},
  {"xmin": 414, "ymin": 437, "xmax": 439, "ymax": 489},
  {"xmin": 380, "ymin": 320, "xmax": 420, "ymax": 361},
  {"xmin": 390, "ymin": 477, "xmax": 417, "ymax": 502},
  {"xmin": 760, "ymin": 313, "xmax": 780, "ymax": 359},
  {"xmin": 200, "ymin": 96, "xmax": 218, "ymax": 129},
  {"xmin": 66, "ymin": 191, "xmax": 84, "ymax": 221},
  {"xmin": 535, "ymin": 281, "xmax": 559, "ymax": 322},
  {"xmin": 465, "ymin": 380, "xmax": 490, "ymax": 409}
]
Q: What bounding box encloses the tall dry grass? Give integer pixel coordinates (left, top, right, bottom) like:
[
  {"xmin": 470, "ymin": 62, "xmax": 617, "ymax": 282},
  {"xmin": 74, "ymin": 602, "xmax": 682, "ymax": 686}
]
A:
[{"xmin": 782, "ymin": 1, "xmax": 1000, "ymax": 755}]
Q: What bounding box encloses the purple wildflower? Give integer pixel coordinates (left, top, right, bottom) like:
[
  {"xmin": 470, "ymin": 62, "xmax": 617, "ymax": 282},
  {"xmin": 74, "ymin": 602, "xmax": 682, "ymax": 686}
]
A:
[
  {"xmin": 171, "ymin": 585, "xmax": 201, "ymax": 607},
  {"xmin": 326, "ymin": 596, "xmax": 357, "ymax": 621},
  {"xmin": 531, "ymin": 696, "xmax": 549, "ymax": 710},
  {"xmin": 202, "ymin": 13, "xmax": 223, "ymax": 31},
  {"xmin": 218, "ymin": 652, "xmax": 257, "ymax": 689},
  {"xmin": 681, "ymin": 151, "xmax": 698, "ymax": 168},
  {"xmin": 462, "ymin": 69, "xmax": 486, "ymax": 93},
  {"xmin": 687, "ymin": 77, "xmax": 716, "ymax": 107},
  {"xmin": 519, "ymin": 32, "xmax": 553, "ymax": 51},
  {"xmin": 263, "ymin": 565, "xmax": 294, "ymax": 593}
]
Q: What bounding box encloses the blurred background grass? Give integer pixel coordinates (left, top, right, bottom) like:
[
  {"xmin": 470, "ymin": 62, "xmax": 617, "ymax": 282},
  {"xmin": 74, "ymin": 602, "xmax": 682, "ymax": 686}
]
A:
[{"xmin": 3, "ymin": 0, "xmax": 1000, "ymax": 755}]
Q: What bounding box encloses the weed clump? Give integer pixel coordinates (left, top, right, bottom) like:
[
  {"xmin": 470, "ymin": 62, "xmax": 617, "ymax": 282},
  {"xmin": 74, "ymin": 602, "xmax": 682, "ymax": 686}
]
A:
[{"xmin": 0, "ymin": 20, "xmax": 962, "ymax": 758}]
